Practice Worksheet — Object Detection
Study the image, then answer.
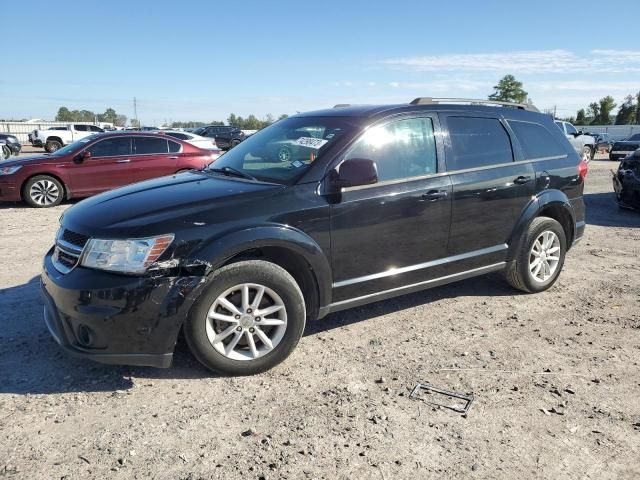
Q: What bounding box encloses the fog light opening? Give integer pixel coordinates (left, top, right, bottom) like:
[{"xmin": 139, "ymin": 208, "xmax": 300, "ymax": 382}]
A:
[{"xmin": 76, "ymin": 324, "xmax": 95, "ymax": 347}]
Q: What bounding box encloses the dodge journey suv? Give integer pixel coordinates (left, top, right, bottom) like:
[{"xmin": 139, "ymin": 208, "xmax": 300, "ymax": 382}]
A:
[{"xmin": 41, "ymin": 98, "xmax": 587, "ymax": 375}]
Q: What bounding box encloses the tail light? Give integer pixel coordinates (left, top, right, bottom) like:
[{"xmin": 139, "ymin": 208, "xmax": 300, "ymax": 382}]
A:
[{"xmin": 578, "ymin": 159, "xmax": 589, "ymax": 180}]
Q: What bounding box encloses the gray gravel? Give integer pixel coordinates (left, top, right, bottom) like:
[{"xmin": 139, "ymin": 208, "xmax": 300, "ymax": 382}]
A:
[{"xmin": 1, "ymin": 159, "xmax": 639, "ymax": 479}]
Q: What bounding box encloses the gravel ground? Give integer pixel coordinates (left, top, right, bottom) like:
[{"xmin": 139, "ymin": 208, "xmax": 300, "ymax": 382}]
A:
[{"xmin": 1, "ymin": 156, "xmax": 639, "ymax": 479}]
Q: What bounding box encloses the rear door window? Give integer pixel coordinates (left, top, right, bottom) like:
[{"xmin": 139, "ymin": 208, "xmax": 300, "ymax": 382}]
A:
[
  {"xmin": 74, "ymin": 125, "xmax": 88, "ymax": 132},
  {"xmin": 134, "ymin": 137, "xmax": 169, "ymax": 154},
  {"xmin": 508, "ymin": 121, "xmax": 567, "ymax": 159},
  {"xmin": 168, "ymin": 140, "xmax": 181, "ymax": 153},
  {"xmin": 87, "ymin": 137, "xmax": 132, "ymax": 157},
  {"xmin": 446, "ymin": 117, "xmax": 513, "ymax": 171}
]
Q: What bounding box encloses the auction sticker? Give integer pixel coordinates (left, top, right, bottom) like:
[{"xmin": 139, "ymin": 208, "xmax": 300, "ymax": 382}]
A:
[{"xmin": 295, "ymin": 137, "xmax": 328, "ymax": 149}]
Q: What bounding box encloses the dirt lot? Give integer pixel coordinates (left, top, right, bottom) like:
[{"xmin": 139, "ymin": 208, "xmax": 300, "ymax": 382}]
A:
[{"xmin": 1, "ymin": 155, "xmax": 639, "ymax": 479}]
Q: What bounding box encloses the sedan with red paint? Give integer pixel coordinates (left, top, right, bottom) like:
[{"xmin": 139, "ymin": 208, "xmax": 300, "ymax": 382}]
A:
[{"xmin": 0, "ymin": 132, "xmax": 217, "ymax": 207}]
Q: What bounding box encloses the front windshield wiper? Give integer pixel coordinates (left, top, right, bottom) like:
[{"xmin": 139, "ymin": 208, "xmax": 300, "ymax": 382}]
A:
[{"xmin": 208, "ymin": 166, "xmax": 258, "ymax": 181}]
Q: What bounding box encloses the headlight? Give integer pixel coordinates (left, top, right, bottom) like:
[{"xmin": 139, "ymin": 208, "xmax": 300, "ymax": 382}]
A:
[
  {"xmin": 81, "ymin": 234, "xmax": 174, "ymax": 274},
  {"xmin": 0, "ymin": 166, "xmax": 22, "ymax": 175}
]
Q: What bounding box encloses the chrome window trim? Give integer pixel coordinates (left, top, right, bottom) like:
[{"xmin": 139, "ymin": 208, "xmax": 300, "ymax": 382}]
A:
[
  {"xmin": 333, "ymin": 243, "xmax": 508, "ymax": 288},
  {"xmin": 330, "ymin": 262, "xmax": 506, "ymax": 310},
  {"xmin": 341, "ymin": 155, "xmax": 567, "ymax": 193}
]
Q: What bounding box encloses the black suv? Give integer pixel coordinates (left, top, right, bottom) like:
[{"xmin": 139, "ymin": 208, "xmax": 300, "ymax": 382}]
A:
[
  {"xmin": 195, "ymin": 125, "xmax": 245, "ymax": 150},
  {"xmin": 41, "ymin": 98, "xmax": 587, "ymax": 375}
]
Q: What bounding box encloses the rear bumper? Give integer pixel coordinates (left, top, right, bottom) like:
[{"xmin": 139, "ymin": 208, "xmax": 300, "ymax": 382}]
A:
[{"xmin": 41, "ymin": 249, "xmax": 207, "ymax": 368}]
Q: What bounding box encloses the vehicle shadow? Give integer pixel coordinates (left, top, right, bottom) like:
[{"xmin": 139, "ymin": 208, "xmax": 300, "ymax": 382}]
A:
[
  {"xmin": 584, "ymin": 192, "xmax": 640, "ymax": 228},
  {"xmin": 0, "ymin": 272, "xmax": 517, "ymax": 395}
]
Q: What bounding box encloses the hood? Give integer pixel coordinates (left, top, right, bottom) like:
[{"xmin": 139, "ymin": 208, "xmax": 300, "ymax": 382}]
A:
[
  {"xmin": 61, "ymin": 171, "xmax": 284, "ymax": 236},
  {"xmin": 0, "ymin": 154, "xmax": 54, "ymax": 166},
  {"xmin": 613, "ymin": 140, "xmax": 640, "ymax": 148}
]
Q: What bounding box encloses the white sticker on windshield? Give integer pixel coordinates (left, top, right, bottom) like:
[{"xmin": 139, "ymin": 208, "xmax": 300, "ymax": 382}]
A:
[{"xmin": 295, "ymin": 137, "xmax": 328, "ymax": 149}]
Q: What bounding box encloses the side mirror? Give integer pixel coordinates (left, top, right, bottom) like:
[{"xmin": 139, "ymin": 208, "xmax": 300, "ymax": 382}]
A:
[
  {"xmin": 75, "ymin": 150, "xmax": 91, "ymax": 163},
  {"xmin": 331, "ymin": 158, "xmax": 378, "ymax": 189}
]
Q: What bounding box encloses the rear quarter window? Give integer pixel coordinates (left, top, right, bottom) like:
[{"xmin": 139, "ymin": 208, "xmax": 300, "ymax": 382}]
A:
[
  {"xmin": 447, "ymin": 117, "xmax": 513, "ymax": 170},
  {"xmin": 508, "ymin": 121, "xmax": 567, "ymax": 159}
]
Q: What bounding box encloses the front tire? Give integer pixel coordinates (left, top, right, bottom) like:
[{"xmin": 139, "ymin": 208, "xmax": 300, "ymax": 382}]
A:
[
  {"xmin": 23, "ymin": 175, "xmax": 64, "ymax": 208},
  {"xmin": 184, "ymin": 260, "xmax": 306, "ymax": 376},
  {"xmin": 581, "ymin": 145, "xmax": 593, "ymax": 162},
  {"xmin": 506, "ymin": 217, "xmax": 567, "ymax": 293},
  {"xmin": 1, "ymin": 144, "xmax": 10, "ymax": 160}
]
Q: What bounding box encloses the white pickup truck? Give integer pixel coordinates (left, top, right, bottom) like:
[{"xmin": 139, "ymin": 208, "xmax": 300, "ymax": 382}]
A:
[
  {"xmin": 554, "ymin": 120, "xmax": 596, "ymax": 162},
  {"xmin": 30, "ymin": 124, "xmax": 105, "ymax": 152}
]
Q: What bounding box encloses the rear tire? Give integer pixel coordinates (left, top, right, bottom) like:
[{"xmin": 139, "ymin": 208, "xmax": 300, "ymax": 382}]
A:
[
  {"xmin": 23, "ymin": 175, "xmax": 64, "ymax": 208},
  {"xmin": 1, "ymin": 145, "xmax": 10, "ymax": 160},
  {"xmin": 581, "ymin": 145, "xmax": 593, "ymax": 162},
  {"xmin": 506, "ymin": 217, "xmax": 566, "ymax": 293},
  {"xmin": 184, "ymin": 260, "xmax": 306, "ymax": 376},
  {"xmin": 45, "ymin": 140, "xmax": 62, "ymax": 153}
]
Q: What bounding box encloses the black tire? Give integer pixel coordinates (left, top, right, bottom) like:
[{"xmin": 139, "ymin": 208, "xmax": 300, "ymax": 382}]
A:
[
  {"xmin": 22, "ymin": 175, "xmax": 65, "ymax": 208},
  {"xmin": 230, "ymin": 139, "xmax": 241, "ymax": 148},
  {"xmin": 1, "ymin": 144, "xmax": 10, "ymax": 160},
  {"xmin": 184, "ymin": 260, "xmax": 306, "ymax": 376},
  {"xmin": 45, "ymin": 140, "xmax": 62, "ymax": 153},
  {"xmin": 581, "ymin": 145, "xmax": 593, "ymax": 162},
  {"xmin": 505, "ymin": 217, "xmax": 567, "ymax": 293}
]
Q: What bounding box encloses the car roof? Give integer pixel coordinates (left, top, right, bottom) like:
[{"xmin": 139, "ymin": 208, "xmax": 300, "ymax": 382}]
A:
[{"xmin": 296, "ymin": 102, "xmax": 549, "ymax": 123}]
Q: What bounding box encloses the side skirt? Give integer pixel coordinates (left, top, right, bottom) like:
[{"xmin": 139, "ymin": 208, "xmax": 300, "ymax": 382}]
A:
[{"xmin": 322, "ymin": 262, "xmax": 506, "ymax": 316}]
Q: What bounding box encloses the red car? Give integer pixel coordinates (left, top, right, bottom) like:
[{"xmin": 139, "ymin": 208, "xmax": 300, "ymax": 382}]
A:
[{"xmin": 0, "ymin": 132, "xmax": 217, "ymax": 207}]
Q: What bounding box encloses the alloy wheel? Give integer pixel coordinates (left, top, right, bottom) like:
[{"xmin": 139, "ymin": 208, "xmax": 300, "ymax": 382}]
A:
[
  {"xmin": 29, "ymin": 180, "xmax": 60, "ymax": 206},
  {"xmin": 581, "ymin": 146, "xmax": 591, "ymax": 162},
  {"xmin": 529, "ymin": 230, "xmax": 561, "ymax": 283},
  {"xmin": 205, "ymin": 283, "xmax": 287, "ymax": 361}
]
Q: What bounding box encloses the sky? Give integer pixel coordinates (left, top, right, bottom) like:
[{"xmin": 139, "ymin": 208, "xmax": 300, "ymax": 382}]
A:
[{"xmin": 3, "ymin": 0, "xmax": 640, "ymax": 125}]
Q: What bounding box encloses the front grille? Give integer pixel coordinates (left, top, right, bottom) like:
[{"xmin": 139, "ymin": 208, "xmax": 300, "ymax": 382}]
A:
[
  {"xmin": 61, "ymin": 229, "xmax": 89, "ymax": 248},
  {"xmin": 52, "ymin": 229, "xmax": 89, "ymax": 274}
]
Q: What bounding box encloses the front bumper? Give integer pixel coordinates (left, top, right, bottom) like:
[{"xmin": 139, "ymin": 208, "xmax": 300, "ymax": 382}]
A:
[
  {"xmin": 6, "ymin": 143, "xmax": 21, "ymax": 154},
  {"xmin": 0, "ymin": 178, "xmax": 22, "ymax": 201},
  {"xmin": 31, "ymin": 139, "xmax": 43, "ymax": 147},
  {"xmin": 41, "ymin": 249, "xmax": 207, "ymax": 368}
]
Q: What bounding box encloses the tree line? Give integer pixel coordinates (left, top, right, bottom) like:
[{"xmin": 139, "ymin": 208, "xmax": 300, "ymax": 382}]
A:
[
  {"xmin": 170, "ymin": 113, "xmax": 289, "ymax": 130},
  {"xmin": 488, "ymin": 75, "xmax": 640, "ymax": 125},
  {"xmin": 55, "ymin": 107, "xmax": 128, "ymax": 126}
]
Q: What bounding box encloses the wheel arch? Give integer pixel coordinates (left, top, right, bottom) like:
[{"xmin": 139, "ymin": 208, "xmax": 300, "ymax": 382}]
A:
[
  {"xmin": 45, "ymin": 136, "xmax": 63, "ymax": 145},
  {"xmin": 192, "ymin": 226, "xmax": 332, "ymax": 321},
  {"xmin": 508, "ymin": 190, "xmax": 576, "ymax": 261}
]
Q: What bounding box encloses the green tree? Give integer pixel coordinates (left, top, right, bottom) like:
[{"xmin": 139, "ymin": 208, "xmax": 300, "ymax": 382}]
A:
[
  {"xmin": 99, "ymin": 108, "xmax": 118, "ymax": 124},
  {"xmin": 55, "ymin": 107, "xmax": 73, "ymax": 121},
  {"xmin": 115, "ymin": 114, "xmax": 128, "ymax": 127},
  {"xmin": 615, "ymin": 95, "xmax": 636, "ymax": 125},
  {"xmin": 587, "ymin": 102, "xmax": 600, "ymax": 124},
  {"xmin": 575, "ymin": 109, "xmax": 587, "ymax": 126},
  {"xmin": 596, "ymin": 96, "xmax": 616, "ymax": 125},
  {"xmin": 488, "ymin": 74, "xmax": 528, "ymax": 103},
  {"xmin": 635, "ymin": 91, "xmax": 640, "ymax": 125}
]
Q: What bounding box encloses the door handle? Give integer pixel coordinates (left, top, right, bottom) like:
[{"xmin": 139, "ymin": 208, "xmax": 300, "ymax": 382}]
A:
[
  {"xmin": 116, "ymin": 159, "xmax": 131, "ymax": 163},
  {"xmin": 514, "ymin": 175, "xmax": 532, "ymax": 185},
  {"xmin": 169, "ymin": 156, "xmax": 178, "ymax": 160},
  {"xmin": 422, "ymin": 190, "xmax": 448, "ymax": 201}
]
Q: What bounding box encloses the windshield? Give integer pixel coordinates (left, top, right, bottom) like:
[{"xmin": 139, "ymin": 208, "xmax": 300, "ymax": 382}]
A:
[
  {"xmin": 205, "ymin": 116, "xmax": 353, "ymax": 184},
  {"xmin": 51, "ymin": 134, "xmax": 101, "ymax": 156}
]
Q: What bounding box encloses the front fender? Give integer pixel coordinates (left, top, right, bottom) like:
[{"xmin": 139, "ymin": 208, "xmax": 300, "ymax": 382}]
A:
[
  {"xmin": 507, "ymin": 190, "xmax": 576, "ymax": 261},
  {"xmin": 186, "ymin": 224, "xmax": 332, "ymax": 311}
]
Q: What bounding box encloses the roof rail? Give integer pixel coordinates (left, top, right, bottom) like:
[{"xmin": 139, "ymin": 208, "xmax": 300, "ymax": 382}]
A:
[
  {"xmin": 333, "ymin": 104, "xmax": 352, "ymax": 108},
  {"xmin": 409, "ymin": 97, "xmax": 539, "ymax": 113}
]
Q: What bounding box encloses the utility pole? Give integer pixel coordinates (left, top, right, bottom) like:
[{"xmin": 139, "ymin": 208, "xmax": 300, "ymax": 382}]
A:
[{"xmin": 133, "ymin": 97, "xmax": 138, "ymax": 127}]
